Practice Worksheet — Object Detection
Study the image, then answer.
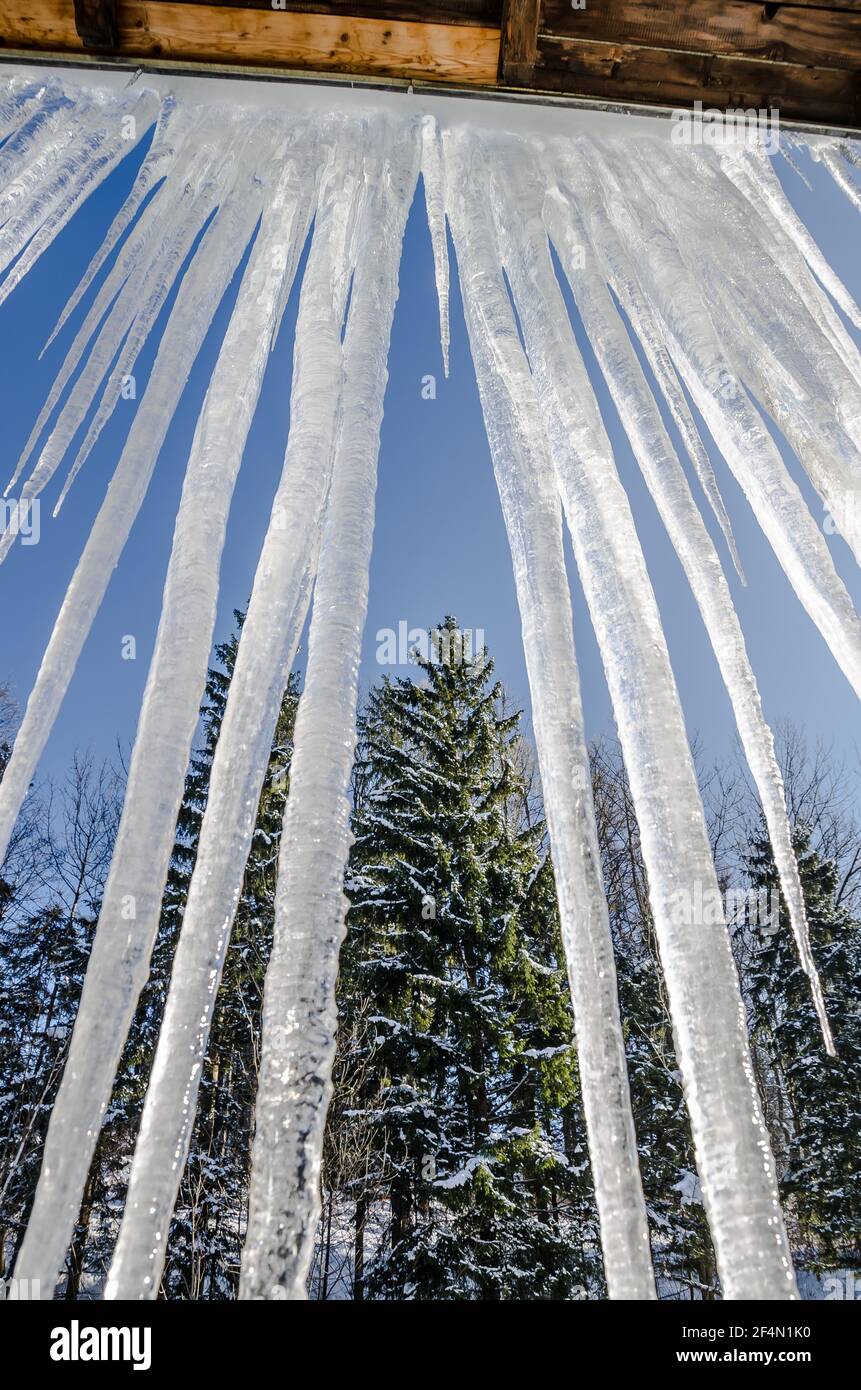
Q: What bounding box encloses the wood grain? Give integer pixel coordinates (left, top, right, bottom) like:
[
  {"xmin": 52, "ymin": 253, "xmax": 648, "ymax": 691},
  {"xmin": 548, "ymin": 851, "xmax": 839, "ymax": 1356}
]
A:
[
  {"xmin": 161, "ymin": 0, "xmax": 502, "ymax": 24},
  {"xmin": 500, "ymin": 0, "xmax": 540, "ymax": 83},
  {"xmin": 0, "ymin": 1, "xmax": 501, "ymax": 83},
  {"xmin": 541, "ymin": 0, "xmax": 861, "ymax": 73},
  {"xmin": 535, "ymin": 35, "xmax": 861, "ymax": 125}
]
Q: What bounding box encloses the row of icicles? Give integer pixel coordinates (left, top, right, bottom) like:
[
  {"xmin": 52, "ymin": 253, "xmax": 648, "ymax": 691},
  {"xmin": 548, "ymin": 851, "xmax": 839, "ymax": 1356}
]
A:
[{"xmin": 1, "ymin": 71, "xmax": 861, "ymax": 1299}]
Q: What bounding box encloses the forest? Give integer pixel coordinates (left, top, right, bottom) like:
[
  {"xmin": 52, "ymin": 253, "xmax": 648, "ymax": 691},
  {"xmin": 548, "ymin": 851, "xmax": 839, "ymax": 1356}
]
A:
[{"xmin": 1, "ymin": 618, "xmax": 859, "ymax": 1300}]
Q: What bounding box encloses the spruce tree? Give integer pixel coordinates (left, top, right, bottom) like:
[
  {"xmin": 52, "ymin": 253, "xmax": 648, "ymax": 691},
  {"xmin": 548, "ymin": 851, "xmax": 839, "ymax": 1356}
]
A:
[
  {"xmin": 745, "ymin": 819, "xmax": 861, "ymax": 1274},
  {"xmin": 337, "ymin": 619, "xmax": 593, "ymax": 1300}
]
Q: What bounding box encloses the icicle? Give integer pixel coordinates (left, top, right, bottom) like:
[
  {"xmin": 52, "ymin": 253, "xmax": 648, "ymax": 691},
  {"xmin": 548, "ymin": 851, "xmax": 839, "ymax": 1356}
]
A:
[
  {"xmin": 102, "ymin": 124, "xmax": 368, "ymax": 1301},
  {"xmin": 11, "ymin": 126, "xmax": 249, "ymax": 532},
  {"xmin": 552, "ymin": 140, "xmax": 745, "ymax": 582},
  {"xmin": 722, "ymin": 143, "xmax": 861, "ymax": 336},
  {"xmin": 541, "ymin": 161, "xmax": 834, "ymax": 1055},
  {"xmin": 589, "ymin": 136, "xmax": 861, "ymax": 705},
  {"xmin": 443, "ymin": 130, "xmax": 655, "ymax": 1301},
  {"xmin": 839, "ymin": 138, "xmax": 861, "ymax": 173},
  {"xmin": 240, "ymin": 119, "xmax": 420, "ymax": 1302},
  {"xmin": 485, "ymin": 132, "xmax": 797, "ymax": 1300},
  {"xmin": 6, "ymin": 71, "xmax": 861, "ymax": 1303},
  {"xmin": 12, "ymin": 136, "xmax": 314, "ymax": 1305},
  {"xmin": 0, "ymin": 90, "xmax": 158, "ymax": 303},
  {"xmin": 421, "ymin": 115, "xmax": 450, "ymax": 378},
  {"xmin": 54, "ymin": 149, "xmax": 250, "ymax": 510},
  {"xmin": 816, "ymin": 141, "xmax": 861, "ymax": 215},
  {"xmin": 631, "ymin": 141, "xmax": 861, "ymax": 570},
  {"xmin": 716, "ymin": 144, "xmax": 861, "ymax": 405},
  {"xmin": 0, "ymin": 172, "xmax": 261, "ymax": 894},
  {"xmin": 39, "ymin": 96, "xmax": 189, "ymax": 357},
  {"xmin": 778, "ymin": 135, "xmax": 814, "ymax": 192},
  {"xmin": 9, "ymin": 194, "xmax": 264, "ymax": 1300},
  {"xmin": 0, "ymin": 88, "xmax": 75, "ymax": 194},
  {"xmin": 0, "ymin": 77, "xmax": 49, "ymax": 144},
  {"xmin": 3, "ymin": 117, "xmax": 213, "ymax": 507}
]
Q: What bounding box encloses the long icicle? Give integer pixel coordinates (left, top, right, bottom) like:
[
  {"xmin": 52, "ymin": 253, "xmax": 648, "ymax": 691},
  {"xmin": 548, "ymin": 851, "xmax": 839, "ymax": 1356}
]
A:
[
  {"xmin": 634, "ymin": 140, "xmax": 861, "ymax": 570},
  {"xmin": 443, "ymin": 128, "xmax": 655, "ymax": 1300},
  {"xmin": 587, "ymin": 135, "xmax": 861, "ymax": 704},
  {"xmin": 5, "ymin": 127, "xmax": 247, "ymax": 537},
  {"xmin": 541, "ymin": 156, "xmax": 834, "ymax": 1053},
  {"xmin": 723, "ymin": 142, "xmax": 861, "ymax": 339},
  {"xmin": 103, "ymin": 122, "xmax": 368, "ymax": 1300},
  {"xmin": 0, "ymin": 89, "xmax": 159, "ymax": 301},
  {"xmin": 0, "ymin": 170, "xmax": 262, "ymax": 901},
  {"xmin": 240, "ymin": 117, "xmax": 420, "ymax": 1301},
  {"xmin": 38, "ymin": 97, "xmax": 189, "ymax": 357},
  {"xmin": 814, "ymin": 142, "xmax": 861, "ymax": 216},
  {"xmin": 483, "ymin": 130, "xmax": 797, "ymax": 1300},
  {"xmin": 420, "ymin": 115, "xmax": 450, "ymax": 379},
  {"xmin": 11, "ymin": 192, "xmax": 266, "ymax": 1299},
  {"xmin": 12, "ymin": 131, "xmax": 314, "ymax": 1303},
  {"xmin": 3, "ymin": 114, "xmax": 217, "ymax": 512},
  {"xmin": 549, "ymin": 142, "xmax": 744, "ymax": 582}
]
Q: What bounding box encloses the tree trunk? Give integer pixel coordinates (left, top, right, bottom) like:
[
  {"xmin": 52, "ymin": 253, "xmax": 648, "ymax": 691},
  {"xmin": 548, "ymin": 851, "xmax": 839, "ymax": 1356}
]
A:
[{"xmin": 354, "ymin": 1196, "xmax": 367, "ymax": 1302}]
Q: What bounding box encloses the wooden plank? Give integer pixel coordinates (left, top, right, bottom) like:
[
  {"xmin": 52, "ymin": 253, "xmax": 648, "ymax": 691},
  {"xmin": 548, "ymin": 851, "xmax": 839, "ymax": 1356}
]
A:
[
  {"xmin": 703, "ymin": 0, "xmax": 861, "ymax": 8},
  {"xmin": 164, "ymin": 1, "xmax": 502, "ymax": 24},
  {"xmin": 499, "ymin": 0, "xmax": 540, "ymax": 84},
  {"xmin": 541, "ymin": 0, "xmax": 861, "ymax": 73},
  {"xmin": 0, "ymin": 1, "xmax": 501, "ymax": 84},
  {"xmin": 534, "ymin": 35, "xmax": 861, "ymax": 126}
]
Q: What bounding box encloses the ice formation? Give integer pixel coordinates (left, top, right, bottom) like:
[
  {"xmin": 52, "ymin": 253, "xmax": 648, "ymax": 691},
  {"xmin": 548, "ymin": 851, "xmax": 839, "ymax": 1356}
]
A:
[{"xmin": 2, "ymin": 68, "xmax": 861, "ymax": 1301}]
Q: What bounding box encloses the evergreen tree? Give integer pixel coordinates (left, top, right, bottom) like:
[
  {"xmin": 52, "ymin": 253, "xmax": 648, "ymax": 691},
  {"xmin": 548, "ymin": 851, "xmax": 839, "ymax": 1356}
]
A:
[
  {"xmin": 745, "ymin": 819, "xmax": 861, "ymax": 1274},
  {"xmin": 336, "ymin": 619, "xmax": 594, "ymax": 1300},
  {"xmin": 0, "ymin": 752, "xmax": 120, "ymax": 1293},
  {"xmin": 0, "ymin": 902, "xmax": 94, "ymax": 1280}
]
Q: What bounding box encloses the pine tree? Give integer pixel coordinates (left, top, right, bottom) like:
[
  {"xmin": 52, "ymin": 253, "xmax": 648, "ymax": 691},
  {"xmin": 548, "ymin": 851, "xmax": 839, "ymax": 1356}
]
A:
[
  {"xmin": 745, "ymin": 819, "xmax": 861, "ymax": 1274},
  {"xmin": 335, "ymin": 619, "xmax": 594, "ymax": 1300}
]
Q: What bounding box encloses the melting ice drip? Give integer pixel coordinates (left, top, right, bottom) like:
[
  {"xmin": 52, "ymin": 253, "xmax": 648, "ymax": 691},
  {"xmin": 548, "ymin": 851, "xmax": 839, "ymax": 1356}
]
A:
[{"xmin": 1, "ymin": 70, "xmax": 860, "ymax": 1302}]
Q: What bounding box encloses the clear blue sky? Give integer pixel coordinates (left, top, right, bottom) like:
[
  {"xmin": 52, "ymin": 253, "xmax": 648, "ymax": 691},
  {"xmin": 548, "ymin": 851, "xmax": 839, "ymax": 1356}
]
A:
[{"xmin": 1, "ymin": 119, "xmax": 859, "ymax": 798}]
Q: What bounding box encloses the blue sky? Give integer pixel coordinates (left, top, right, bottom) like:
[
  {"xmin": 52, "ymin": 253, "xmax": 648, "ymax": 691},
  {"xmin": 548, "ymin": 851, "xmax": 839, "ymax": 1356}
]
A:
[{"xmin": 1, "ymin": 120, "xmax": 860, "ymax": 799}]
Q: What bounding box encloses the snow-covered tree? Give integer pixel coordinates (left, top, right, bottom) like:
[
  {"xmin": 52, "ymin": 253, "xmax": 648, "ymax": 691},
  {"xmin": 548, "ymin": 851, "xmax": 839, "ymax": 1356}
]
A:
[
  {"xmin": 0, "ymin": 748, "xmax": 121, "ymax": 1293},
  {"xmin": 335, "ymin": 619, "xmax": 595, "ymax": 1300},
  {"xmin": 745, "ymin": 820, "xmax": 861, "ymax": 1274}
]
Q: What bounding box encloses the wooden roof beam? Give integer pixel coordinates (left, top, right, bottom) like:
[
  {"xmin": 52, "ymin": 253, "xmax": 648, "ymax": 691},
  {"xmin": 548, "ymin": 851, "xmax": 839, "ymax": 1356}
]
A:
[
  {"xmin": 0, "ymin": 2, "xmax": 501, "ymax": 86},
  {"xmin": 73, "ymin": 0, "xmax": 118, "ymax": 52},
  {"xmin": 499, "ymin": 0, "xmax": 539, "ymax": 86}
]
